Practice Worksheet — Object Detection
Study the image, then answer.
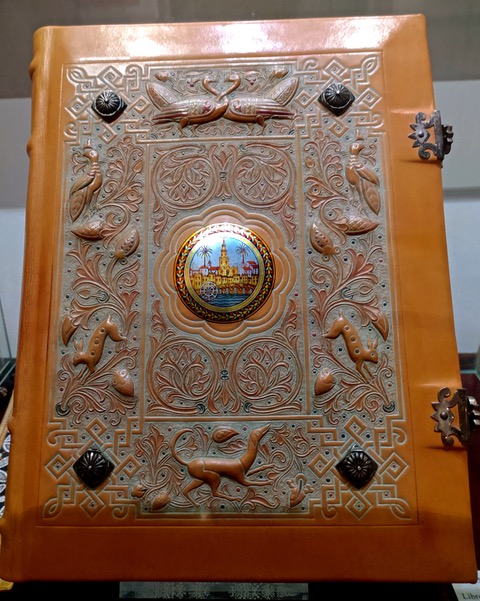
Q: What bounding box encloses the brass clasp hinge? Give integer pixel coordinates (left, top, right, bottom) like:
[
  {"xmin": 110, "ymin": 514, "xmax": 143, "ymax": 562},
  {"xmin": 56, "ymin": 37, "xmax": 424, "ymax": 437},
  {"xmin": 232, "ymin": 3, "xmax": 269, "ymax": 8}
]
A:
[
  {"xmin": 409, "ymin": 110, "xmax": 453, "ymax": 162},
  {"xmin": 432, "ymin": 388, "xmax": 480, "ymax": 446}
]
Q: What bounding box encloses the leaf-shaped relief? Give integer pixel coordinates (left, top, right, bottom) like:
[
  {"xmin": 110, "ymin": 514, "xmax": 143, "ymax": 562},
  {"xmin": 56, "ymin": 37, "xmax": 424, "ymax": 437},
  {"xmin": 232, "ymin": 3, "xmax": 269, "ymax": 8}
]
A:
[
  {"xmin": 338, "ymin": 354, "xmax": 395, "ymax": 416},
  {"xmin": 68, "ymin": 188, "xmax": 88, "ymax": 224},
  {"xmin": 310, "ymin": 222, "xmax": 340, "ymax": 259},
  {"xmin": 114, "ymin": 227, "xmax": 140, "ymax": 259},
  {"xmin": 150, "ymin": 300, "xmax": 170, "ymax": 340},
  {"xmin": 307, "ymin": 233, "xmax": 394, "ymax": 422},
  {"xmin": 232, "ymin": 142, "xmax": 297, "ymax": 242},
  {"xmin": 372, "ymin": 310, "xmax": 389, "ymax": 341},
  {"xmin": 103, "ymin": 136, "xmax": 144, "ymax": 205},
  {"xmin": 311, "ymin": 344, "xmax": 395, "ymax": 423},
  {"xmin": 304, "ymin": 131, "xmax": 383, "ymax": 255},
  {"xmin": 345, "ymin": 248, "xmax": 377, "ymax": 284},
  {"xmin": 59, "ymin": 228, "xmax": 141, "ymax": 426},
  {"xmin": 61, "ymin": 314, "xmax": 78, "ymax": 346},
  {"xmin": 314, "ymin": 367, "xmax": 335, "ymax": 395},
  {"xmin": 80, "ymin": 135, "xmax": 145, "ymax": 251},
  {"xmin": 265, "ymin": 424, "xmax": 317, "ymax": 486},
  {"xmin": 210, "ymin": 144, "xmax": 237, "ymax": 198},
  {"xmin": 212, "ymin": 426, "xmax": 239, "ymax": 444},
  {"xmin": 66, "ymin": 135, "xmax": 143, "ymax": 257},
  {"xmin": 309, "ymin": 247, "xmax": 384, "ymax": 333},
  {"xmin": 362, "ymin": 178, "xmax": 381, "ymax": 215},
  {"xmin": 97, "ymin": 212, "xmax": 130, "ymax": 247},
  {"xmin": 111, "ymin": 368, "xmax": 134, "ymax": 397},
  {"xmin": 147, "ymin": 300, "xmax": 303, "ymax": 416},
  {"xmin": 151, "ymin": 141, "xmax": 296, "ymax": 243},
  {"xmin": 151, "ymin": 492, "xmax": 171, "ymax": 510}
]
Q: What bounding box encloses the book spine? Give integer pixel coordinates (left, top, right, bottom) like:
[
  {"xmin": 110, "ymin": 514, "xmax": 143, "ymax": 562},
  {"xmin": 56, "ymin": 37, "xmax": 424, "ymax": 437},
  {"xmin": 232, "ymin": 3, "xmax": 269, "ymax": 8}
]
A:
[{"xmin": 0, "ymin": 25, "xmax": 54, "ymax": 581}]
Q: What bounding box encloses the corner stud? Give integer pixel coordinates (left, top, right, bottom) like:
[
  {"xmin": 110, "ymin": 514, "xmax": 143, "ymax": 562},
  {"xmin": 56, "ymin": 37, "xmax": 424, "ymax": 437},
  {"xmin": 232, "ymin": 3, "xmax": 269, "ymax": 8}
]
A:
[
  {"xmin": 318, "ymin": 83, "xmax": 355, "ymax": 116},
  {"xmin": 73, "ymin": 446, "xmax": 114, "ymax": 488},
  {"xmin": 92, "ymin": 90, "xmax": 127, "ymax": 122},
  {"xmin": 336, "ymin": 445, "xmax": 378, "ymax": 488}
]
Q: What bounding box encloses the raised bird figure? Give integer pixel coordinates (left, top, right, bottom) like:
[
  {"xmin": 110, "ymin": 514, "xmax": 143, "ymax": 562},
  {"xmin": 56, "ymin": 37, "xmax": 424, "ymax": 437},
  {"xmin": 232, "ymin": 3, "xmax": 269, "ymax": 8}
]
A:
[
  {"xmin": 345, "ymin": 134, "xmax": 381, "ymax": 215},
  {"xmin": 68, "ymin": 139, "xmax": 102, "ymax": 222},
  {"xmin": 223, "ymin": 73, "xmax": 299, "ymax": 129},
  {"xmin": 146, "ymin": 73, "xmax": 240, "ymax": 132}
]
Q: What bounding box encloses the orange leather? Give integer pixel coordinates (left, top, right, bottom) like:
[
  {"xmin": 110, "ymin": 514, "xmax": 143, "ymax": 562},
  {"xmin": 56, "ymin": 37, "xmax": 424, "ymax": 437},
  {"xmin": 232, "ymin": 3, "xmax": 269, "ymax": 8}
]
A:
[{"xmin": 0, "ymin": 16, "xmax": 476, "ymax": 582}]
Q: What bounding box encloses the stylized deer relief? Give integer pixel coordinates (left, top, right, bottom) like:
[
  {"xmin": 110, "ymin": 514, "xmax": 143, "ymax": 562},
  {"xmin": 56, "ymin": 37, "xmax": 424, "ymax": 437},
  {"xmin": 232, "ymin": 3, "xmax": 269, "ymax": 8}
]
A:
[
  {"xmin": 324, "ymin": 312, "xmax": 378, "ymax": 379},
  {"xmin": 171, "ymin": 424, "xmax": 273, "ymax": 506},
  {"xmin": 72, "ymin": 315, "xmax": 126, "ymax": 373}
]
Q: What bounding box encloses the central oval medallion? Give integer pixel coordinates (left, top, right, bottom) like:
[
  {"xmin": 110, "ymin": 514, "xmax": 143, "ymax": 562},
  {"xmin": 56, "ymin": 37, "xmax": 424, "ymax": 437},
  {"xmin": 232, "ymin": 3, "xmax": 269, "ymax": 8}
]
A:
[{"xmin": 175, "ymin": 223, "xmax": 274, "ymax": 323}]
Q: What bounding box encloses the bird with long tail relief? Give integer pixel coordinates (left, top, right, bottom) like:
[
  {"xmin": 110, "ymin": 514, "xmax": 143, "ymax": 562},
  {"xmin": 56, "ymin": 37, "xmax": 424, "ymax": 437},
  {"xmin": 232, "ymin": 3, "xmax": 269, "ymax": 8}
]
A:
[
  {"xmin": 222, "ymin": 73, "xmax": 299, "ymax": 130},
  {"xmin": 345, "ymin": 133, "xmax": 381, "ymax": 215},
  {"xmin": 68, "ymin": 139, "xmax": 103, "ymax": 222},
  {"xmin": 146, "ymin": 73, "xmax": 240, "ymax": 132}
]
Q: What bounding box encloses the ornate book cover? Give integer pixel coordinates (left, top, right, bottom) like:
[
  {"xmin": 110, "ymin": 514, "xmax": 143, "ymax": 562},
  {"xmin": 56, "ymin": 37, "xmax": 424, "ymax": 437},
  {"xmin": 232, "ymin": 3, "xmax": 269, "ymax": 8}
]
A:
[{"xmin": 0, "ymin": 16, "xmax": 476, "ymax": 582}]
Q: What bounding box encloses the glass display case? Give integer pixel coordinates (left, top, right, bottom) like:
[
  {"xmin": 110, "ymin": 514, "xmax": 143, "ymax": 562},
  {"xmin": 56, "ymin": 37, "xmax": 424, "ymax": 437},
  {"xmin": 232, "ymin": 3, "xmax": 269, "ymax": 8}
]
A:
[{"xmin": 0, "ymin": 300, "xmax": 14, "ymax": 409}]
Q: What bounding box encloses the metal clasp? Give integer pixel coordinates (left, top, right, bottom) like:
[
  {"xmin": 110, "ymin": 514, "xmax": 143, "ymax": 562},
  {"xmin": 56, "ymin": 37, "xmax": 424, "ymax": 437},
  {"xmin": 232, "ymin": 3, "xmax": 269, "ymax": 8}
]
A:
[
  {"xmin": 409, "ymin": 110, "xmax": 453, "ymax": 162},
  {"xmin": 432, "ymin": 388, "xmax": 480, "ymax": 446}
]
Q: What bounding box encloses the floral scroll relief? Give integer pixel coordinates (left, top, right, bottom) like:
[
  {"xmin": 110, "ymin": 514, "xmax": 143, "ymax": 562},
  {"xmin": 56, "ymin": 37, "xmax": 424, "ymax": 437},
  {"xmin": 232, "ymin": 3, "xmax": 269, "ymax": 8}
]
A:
[
  {"xmin": 57, "ymin": 136, "xmax": 144, "ymax": 425},
  {"xmin": 305, "ymin": 130, "xmax": 396, "ymax": 423},
  {"xmin": 146, "ymin": 300, "xmax": 303, "ymax": 416},
  {"xmin": 152, "ymin": 142, "xmax": 296, "ymax": 244}
]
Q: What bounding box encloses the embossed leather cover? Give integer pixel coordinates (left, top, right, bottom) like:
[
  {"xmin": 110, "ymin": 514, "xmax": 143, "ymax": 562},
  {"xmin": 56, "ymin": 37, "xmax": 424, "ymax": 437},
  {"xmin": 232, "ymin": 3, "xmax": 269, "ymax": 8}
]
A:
[{"xmin": 0, "ymin": 16, "xmax": 476, "ymax": 582}]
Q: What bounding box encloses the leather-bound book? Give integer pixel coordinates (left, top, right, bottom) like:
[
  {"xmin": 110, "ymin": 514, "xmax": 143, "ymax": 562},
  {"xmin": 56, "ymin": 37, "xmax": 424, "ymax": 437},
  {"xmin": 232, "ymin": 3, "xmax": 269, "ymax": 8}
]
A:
[{"xmin": 0, "ymin": 16, "xmax": 476, "ymax": 582}]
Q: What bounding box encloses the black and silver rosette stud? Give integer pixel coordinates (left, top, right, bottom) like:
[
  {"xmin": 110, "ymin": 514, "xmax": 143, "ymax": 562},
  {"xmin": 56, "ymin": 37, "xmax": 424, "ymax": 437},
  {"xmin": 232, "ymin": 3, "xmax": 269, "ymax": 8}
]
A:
[
  {"xmin": 318, "ymin": 83, "xmax": 355, "ymax": 116},
  {"xmin": 91, "ymin": 90, "xmax": 127, "ymax": 122},
  {"xmin": 73, "ymin": 446, "xmax": 114, "ymax": 488},
  {"xmin": 336, "ymin": 445, "xmax": 378, "ymax": 489}
]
